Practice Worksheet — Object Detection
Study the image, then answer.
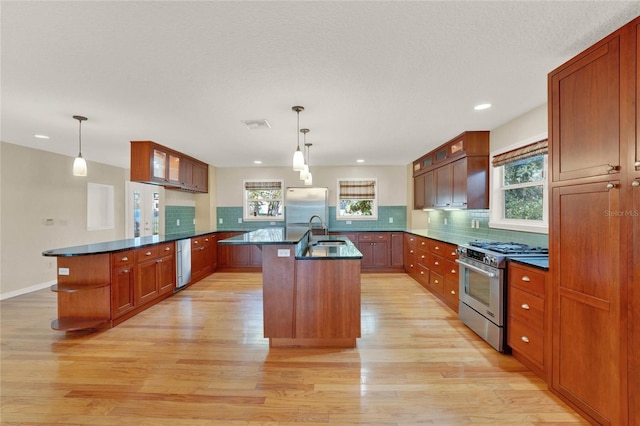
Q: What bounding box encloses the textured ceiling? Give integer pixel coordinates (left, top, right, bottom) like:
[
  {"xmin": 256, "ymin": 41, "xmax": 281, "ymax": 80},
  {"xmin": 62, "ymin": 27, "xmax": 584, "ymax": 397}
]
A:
[{"xmin": 2, "ymin": 1, "xmax": 639, "ymax": 169}]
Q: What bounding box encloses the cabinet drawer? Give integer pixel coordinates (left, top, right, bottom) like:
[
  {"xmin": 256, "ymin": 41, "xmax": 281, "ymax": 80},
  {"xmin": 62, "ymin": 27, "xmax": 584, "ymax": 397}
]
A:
[
  {"xmin": 358, "ymin": 232, "xmax": 389, "ymax": 242},
  {"xmin": 508, "ymin": 317, "xmax": 544, "ymax": 366},
  {"xmin": 443, "ymin": 277, "xmax": 459, "ymax": 309},
  {"xmin": 417, "ymin": 237, "xmax": 429, "ymax": 250},
  {"xmin": 509, "ymin": 264, "xmax": 545, "ymax": 296},
  {"xmin": 405, "ymin": 234, "xmax": 418, "ymax": 248},
  {"xmin": 158, "ymin": 242, "xmax": 174, "ymax": 255},
  {"xmin": 416, "ymin": 248, "xmax": 430, "ymax": 266},
  {"xmin": 430, "ymin": 254, "xmax": 446, "ymax": 276},
  {"xmin": 192, "ymin": 237, "xmax": 210, "ymax": 248},
  {"xmin": 509, "ymin": 286, "xmax": 544, "ymax": 330},
  {"xmin": 112, "ymin": 250, "xmax": 134, "ymax": 268},
  {"xmin": 428, "ymin": 272, "xmax": 444, "ymax": 294},
  {"xmin": 442, "ymin": 244, "xmax": 459, "ymax": 262},
  {"xmin": 429, "ymin": 240, "xmax": 453, "ymax": 256},
  {"xmin": 136, "ymin": 245, "xmax": 159, "ymax": 261},
  {"xmin": 444, "ymin": 259, "xmax": 458, "ymax": 282},
  {"xmin": 416, "ymin": 263, "xmax": 429, "ymax": 286}
]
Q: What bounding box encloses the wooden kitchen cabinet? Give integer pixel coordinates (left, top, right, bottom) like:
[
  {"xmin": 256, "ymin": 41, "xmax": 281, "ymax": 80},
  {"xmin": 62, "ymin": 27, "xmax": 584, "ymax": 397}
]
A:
[
  {"xmin": 111, "ymin": 250, "xmax": 135, "ymax": 319},
  {"xmin": 216, "ymin": 232, "xmax": 262, "ymax": 272},
  {"xmin": 412, "ymin": 131, "xmax": 489, "ymax": 210},
  {"xmin": 548, "ymin": 16, "xmax": 639, "ymax": 425},
  {"xmin": 134, "ymin": 243, "xmax": 175, "ymax": 305},
  {"xmin": 130, "ymin": 141, "xmax": 208, "ymax": 193},
  {"xmin": 191, "ymin": 234, "xmax": 216, "ymax": 282},
  {"xmin": 507, "ymin": 262, "xmax": 549, "ymax": 381},
  {"xmin": 358, "ymin": 233, "xmax": 390, "ymax": 269},
  {"xmin": 390, "ymin": 233, "xmax": 404, "ymax": 268}
]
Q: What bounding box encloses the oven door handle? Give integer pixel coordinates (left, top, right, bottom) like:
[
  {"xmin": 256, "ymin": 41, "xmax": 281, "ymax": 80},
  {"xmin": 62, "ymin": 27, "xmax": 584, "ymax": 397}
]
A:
[{"xmin": 455, "ymin": 259, "xmax": 496, "ymax": 278}]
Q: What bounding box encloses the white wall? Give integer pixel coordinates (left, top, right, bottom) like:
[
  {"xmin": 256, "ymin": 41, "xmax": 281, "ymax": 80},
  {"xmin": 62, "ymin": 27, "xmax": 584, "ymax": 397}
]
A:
[
  {"xmin": 490, "ymin": 103, "xmax": 548, "ymax": 152},
  {"xmin": 0, "ymin": 142, "xmax": 128, "ymax": 298},
  {"xmin": 216, "ymin": 165, "xmax": 407, "ymax": 207}
]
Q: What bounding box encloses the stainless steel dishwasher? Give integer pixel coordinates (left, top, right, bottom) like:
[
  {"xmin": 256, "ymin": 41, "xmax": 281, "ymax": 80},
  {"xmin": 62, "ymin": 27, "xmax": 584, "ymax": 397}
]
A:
[{"xmin": 175, "ymin": 239, "xmax": 191, "ymax": 292}]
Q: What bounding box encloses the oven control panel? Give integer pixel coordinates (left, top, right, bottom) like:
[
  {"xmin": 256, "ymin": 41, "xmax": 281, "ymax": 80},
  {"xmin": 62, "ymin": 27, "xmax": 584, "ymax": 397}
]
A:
[{"xmin": 457, "ymin": 246, "xmax": 500, "ymax": 267}]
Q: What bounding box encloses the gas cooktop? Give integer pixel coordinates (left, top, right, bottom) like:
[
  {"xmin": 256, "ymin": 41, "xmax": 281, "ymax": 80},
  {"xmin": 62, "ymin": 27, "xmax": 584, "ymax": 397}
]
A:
[{"xmin": 468, "ymin": 241, "xmax": 549, "ymax": 255}]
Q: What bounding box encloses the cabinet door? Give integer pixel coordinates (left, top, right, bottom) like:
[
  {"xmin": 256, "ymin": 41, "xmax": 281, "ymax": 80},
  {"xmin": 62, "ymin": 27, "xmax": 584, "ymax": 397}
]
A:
[
  {"xmin": 192, "ymin": 162, "xmax": 208, "ymax": 192},
  {"xmin": 550, "ymin": 35, "xmax": 621, "ymax": 182},
  {"xmin": 250, "ymin": 244, "xmax": 262, "ymax": 267},
  {"xmin": 168, "ymin": 154, "xmax": 180, "ymax": 184},
  {"xmin": 451, "ymin": 158, "xmax": 467, "ymax": 207},
  {"xmin": 152, "ymin": 149, "xmax": 167, "ymax": 181},
  {"xmin": 413, "ymin": 175, "xmax": 425, "ymax": 210},
  {"xmin": 434, "ymin": 164, "xmax": 452, "ymax": 207},
  {"xmin": 371, "ymin": 242, "xmax": 389, "ymax": 268},
  {"xmin": 390, "ymin": 233, "xmax": 404, "ymax": 268},
  {"xmin": 157, "ymin": 254, "xmax": 175, "ymax": 295},
  {"xmin": 357, "ymin": 242, "xmax": 374, "ymax": 268},
  {"xmin": 629, "ymin": 176, "xmax": 640, "ymax": 424},
  {"xmin": 424, "ymin": 170, "xmax": 434, "ymax": 209},
  {"xmin": 551, "ymin": 181, "xmax": 622, "ymax": 425},
  {"xmin": 112, "ymin": 266, "xmax": 135, "ymax": 318},
  {"xmin": 136, "ymin": 258, "xmax": 159, "ymax": 305}
]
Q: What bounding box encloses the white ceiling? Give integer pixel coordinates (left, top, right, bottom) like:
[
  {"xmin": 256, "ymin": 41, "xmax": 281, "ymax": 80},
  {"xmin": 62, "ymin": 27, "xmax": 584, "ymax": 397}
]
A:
[{"xmin": 2, "ymin": 1, "xmax": 639, "ymax": 170}]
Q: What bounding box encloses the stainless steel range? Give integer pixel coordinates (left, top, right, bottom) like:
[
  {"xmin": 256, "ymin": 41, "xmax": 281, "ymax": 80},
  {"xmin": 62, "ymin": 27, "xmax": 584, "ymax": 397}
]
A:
[{"xmin": 456, "ymin": 241, "xmax": 548, "ymax": 352}]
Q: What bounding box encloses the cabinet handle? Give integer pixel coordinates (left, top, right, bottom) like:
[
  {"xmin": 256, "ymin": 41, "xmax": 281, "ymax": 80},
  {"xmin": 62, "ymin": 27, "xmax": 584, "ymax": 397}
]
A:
[
  {"xmin": 200, "ymin": 247, "xmax": 205, "ymax": 251},
  {"xmin": 410, "ymin": 264, "xmax": 414, "ymax": 268},
  {"xmin": 421, "ymin": 242, "xmax": 426, "ymax": 246},
  {"xmin": 451, "ymin": 269, "xmax": 456, "ymax": 274},
  {"xmin": 205, "ymin": 238, "xmax": 209, "ymax": 242},
  {"xmin": 157, "ymin": 259, "xmax": 162, "ymax": 263},
  {"xmin": 450, "ymin": 290, "xmax": 456, "ymax": 295},
  {"xmin": 632, "ymin": 181, "xmax": 640, "ymax": 187},
  {"xmin": 410, "ymin": 250, "xmax": 414, "ymax": 254},
  {"xmin": 451, "ymin": 251, "xmax": 456, "ymax": 256},
  {"xmin": 606, "ymin": 182, "xmax": 616, "ymax": 189},
  {"xmin": 145, "ymin": 251, "xmax": 152, "ymax": 256},
  {"xmin": 420, "ymin": 271, "xmax": 425, "ymax": 275},
  {"xmin": 122, "ymin": 269, "xmax": 129, "ymax": 273},
  {"xmin": 122, "ymin": 256, "xmax": 128, "ymax": 261},
  {"xmin": 165, "ymin": 247, "xmax": 171, "ymax": 251},
  {"xmin": 606, "ymin": 164, "xmax": 617, "ymax": 172},
  {"xmin": 434, "ymin": 246, "xmax": 440, "ymax": 250},
  {"xmin": 434, "ymin": 261, "xmax": 439, "ymax": 266},
  {"xmin": 521, "ymin": 336, "xmax": 530, "ymax": 343},
  {"xmin": 521, "ymin": 303, "xmax": 530, "ymax": 310},
  {"xmin": 434, "ymin": 279, "xmax": 439, "ymax": 284},
  {"xmin": 635, "ymin": 161, "xmax": 640, "ymax": 168},
  {"xmin": 521, "ymin": 275, "xmax": 530, "ymax": 282},
  {"xmin": 194, "ymin": 241, "xmax": 198, "ymax": 244},
  {"xmin": 421, "ymin": 255, "xmax": 425, "ymax": 259},
  {"xmin": 378, "ymin": 235, "xmax": 384, "ymax": 239}
]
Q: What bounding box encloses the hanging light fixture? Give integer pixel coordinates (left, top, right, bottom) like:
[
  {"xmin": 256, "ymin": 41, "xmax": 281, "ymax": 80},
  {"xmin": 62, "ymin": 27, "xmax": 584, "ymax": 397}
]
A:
[
  {"xmin": 72, "ymin": 115, "xmax": 88, "ymax": 176},
  {"xmin": 299, "ymin": 128, "xmax": 310, "ymax": 180},
  {"xmin": 304, "ymin": 142, "xmax": 313, "ymax": 186},
  {"xmin": 292, "ymin": 106, "xmax": 305, "ymax": 171}
]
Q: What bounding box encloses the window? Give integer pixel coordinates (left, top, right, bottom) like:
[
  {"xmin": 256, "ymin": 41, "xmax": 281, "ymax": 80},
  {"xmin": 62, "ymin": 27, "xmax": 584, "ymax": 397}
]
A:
[
  {"xmin": 489, "ymin": 136, "xmax": 548, "ymax": 233},
  {"xmin": 243, "ymin": 180, "xmax": 284, "ymax": 221},
  {"xmin": 337, "ymin": 178, "xmax": 378, "ymax": 220}
]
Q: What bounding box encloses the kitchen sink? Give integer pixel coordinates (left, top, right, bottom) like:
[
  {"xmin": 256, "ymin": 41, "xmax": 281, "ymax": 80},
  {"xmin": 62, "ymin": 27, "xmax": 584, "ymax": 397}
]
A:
[{"xmin": 311, "ymin": 240, "xmax": 347, "ymax": 247}]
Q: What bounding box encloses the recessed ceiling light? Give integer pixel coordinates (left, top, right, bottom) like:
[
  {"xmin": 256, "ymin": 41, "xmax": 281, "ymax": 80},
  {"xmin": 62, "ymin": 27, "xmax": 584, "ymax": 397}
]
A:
[
  {"xmin": 356, "ymin": 159, "xmax": 365, "ymax": 163},
  {"xmin": 34, "ymin": 134, "xmax": 50, "ymax": 139},
  {"xmin": 474, "ymin": 103, "xmax": 492, "ymax": 111},
  {"xmin": 241, "ymin": 119, "xmax": 271, "ymax": 130},
  {"xmin": 253, "ymin": 160, "xmax": 262, "ymax": 164}
]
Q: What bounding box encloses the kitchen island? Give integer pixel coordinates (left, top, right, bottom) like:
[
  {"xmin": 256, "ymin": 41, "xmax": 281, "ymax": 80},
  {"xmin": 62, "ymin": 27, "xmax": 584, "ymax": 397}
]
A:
[{"xmin": 219, "ymin": 228, "xmax": 363, "ymax": 348}]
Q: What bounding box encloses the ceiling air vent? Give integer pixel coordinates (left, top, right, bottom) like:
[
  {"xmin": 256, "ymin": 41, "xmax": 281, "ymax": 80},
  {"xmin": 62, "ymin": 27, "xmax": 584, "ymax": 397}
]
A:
[{"xmin": 241, "ymin": 119, "xmax": 271, "ymax": 130}]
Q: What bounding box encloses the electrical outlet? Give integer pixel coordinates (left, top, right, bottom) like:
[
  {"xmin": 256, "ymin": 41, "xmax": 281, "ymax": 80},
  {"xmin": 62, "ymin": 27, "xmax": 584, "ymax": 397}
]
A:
[
  {"xmin": 444, "ymin": 218, "xmax": 448, "ymax": 225},
  {"xmin": 270, "ymin": 221, "xmax": 275, "ymax": 225},
  {"xmin": 219, "ymin": 218, "xmax": 223, "ymax": 224},
  {"xmin": 193, "ymin": 218, "xmax": 195, "ymax": 225},
  {"xmin": 58, "ymin": 267, "xmax": 69, "ymax": 276},
  {"xmin": 238, "ymin": 218, "xmax": 242, "ymax": 224},
  {"xmin": 277, "ymin": 249, "xmax": 290, "ymax": 257},
  {"xmin": 471, "ymin": 219, "xmax": 475, "ymax": 228},
  {"xmin": 389, "ymin": 217, "xmax": 394, "ymax": 223},
  {"xmin": 346, "ymin": 220, "xmax": 352, "ymax": 225},
  {"xmin": 176, "ymin": 219, "xmax": 180, "ymax": 226},
  {"xmin": 427, "ymin": 217, "xmax": 431, "ymax": 224}
]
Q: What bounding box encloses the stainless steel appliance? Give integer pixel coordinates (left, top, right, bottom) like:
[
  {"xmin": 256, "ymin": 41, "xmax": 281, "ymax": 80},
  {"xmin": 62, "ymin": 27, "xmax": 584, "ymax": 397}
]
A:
[
  {"xmin": 285, "ymin": 187, "xmax": 329, "ymax": 236},
  {"xmin": 456, "ymin": 242, "xmax": 548, "ymax": 352},
  {"xmin": 175, "ymin": 238, "xmax": 191, "ymax": 292}
]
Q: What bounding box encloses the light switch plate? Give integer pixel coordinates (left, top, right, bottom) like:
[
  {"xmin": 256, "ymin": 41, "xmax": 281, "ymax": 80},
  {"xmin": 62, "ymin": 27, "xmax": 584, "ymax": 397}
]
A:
[
  {"xmin": 277, "ymin": 249, "xmax": 290, "ymax": 257},
  {"xmin": 58, "ymin": 267, "xmax": 69, "ymax": 276}
]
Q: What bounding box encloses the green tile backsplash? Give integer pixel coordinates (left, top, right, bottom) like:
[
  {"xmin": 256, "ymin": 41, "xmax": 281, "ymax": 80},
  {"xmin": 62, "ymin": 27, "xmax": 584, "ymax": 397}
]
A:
[
  {"xmin": 165, "ymin": 206, "xmax": 195, "ymax": 234},
  {"xmin": 216, "ymin": 206, "xmax": 407, "ymax": 231},
  {"xmin": 426, "ymin": 209, "xmax": 548, "ymax": 247}
]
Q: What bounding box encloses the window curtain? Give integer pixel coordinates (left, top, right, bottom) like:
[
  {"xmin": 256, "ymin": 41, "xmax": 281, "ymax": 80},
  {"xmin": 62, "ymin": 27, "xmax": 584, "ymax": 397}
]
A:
[
  {"xmin": 339, "ymin": 180, "xmax": 376, "ymax": 199},
  {"xmin": 492, "ymin": 139, "xmax": 548, "ymax": 167}
]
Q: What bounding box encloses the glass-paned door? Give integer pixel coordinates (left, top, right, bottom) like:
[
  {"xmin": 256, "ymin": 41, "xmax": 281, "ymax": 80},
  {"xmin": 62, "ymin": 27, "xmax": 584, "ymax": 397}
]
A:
[{"xmin": 126, "ymin": 181, "xmax": 164, "ymax": 238}]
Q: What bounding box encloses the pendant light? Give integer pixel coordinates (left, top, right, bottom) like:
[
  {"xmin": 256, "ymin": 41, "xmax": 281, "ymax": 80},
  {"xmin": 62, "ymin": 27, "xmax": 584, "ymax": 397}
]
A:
[
  {"xmin": 304, "ymin": 142, "xmax": 313, "ymax": 186},
  {"xmin": 299, "ymin": 128, "xmax": 310, "ymax": 180},
  {"xmin": 72, "ymin": 115, "xmax": 88, "ymax": 176},
  {"xmin": 292, "ymin": 106, "xmax": 305, "ymax": 171}
]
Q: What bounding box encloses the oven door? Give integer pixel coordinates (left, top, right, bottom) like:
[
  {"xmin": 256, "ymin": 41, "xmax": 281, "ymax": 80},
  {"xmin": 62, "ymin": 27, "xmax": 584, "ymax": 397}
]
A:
[{"xmin": 456, "ymin": 258, "xmax": 504, "ymax": 326}]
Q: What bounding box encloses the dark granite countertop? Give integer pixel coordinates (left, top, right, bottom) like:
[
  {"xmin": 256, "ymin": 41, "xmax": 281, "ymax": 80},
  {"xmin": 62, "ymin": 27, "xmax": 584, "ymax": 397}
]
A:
[
  {"xmin": 507, "ymin": 256, "xmax": 549, "ymax": 271},
  {"xmin": 298, "ymin": 235, "xmax": 362, "ymax": 260},
  {"xmin": 42, "ymin": 229, "xmax": 217, "ymax": 257},
  {"xmin": 217, "ymin": 227, "xmax": 307, "ymax": 245}
]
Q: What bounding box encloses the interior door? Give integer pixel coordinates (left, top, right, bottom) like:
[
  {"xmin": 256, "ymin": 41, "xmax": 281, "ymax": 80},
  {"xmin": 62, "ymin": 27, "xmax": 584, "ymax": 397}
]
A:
[{"xmin": 125, "ymin": 182, "xmax": 164, "ymax": 238}]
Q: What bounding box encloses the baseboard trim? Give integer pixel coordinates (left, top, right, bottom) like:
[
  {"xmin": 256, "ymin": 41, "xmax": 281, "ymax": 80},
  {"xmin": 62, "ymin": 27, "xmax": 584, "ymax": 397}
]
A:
[{"xmin": 0, "ymin": 280, "xmax": 56, "ymax": 301}]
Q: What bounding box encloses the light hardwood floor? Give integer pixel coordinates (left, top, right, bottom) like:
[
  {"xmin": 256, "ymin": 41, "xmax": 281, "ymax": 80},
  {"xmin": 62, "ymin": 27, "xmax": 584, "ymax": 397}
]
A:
[{"xmin": 1, "ymin": 272, "xmax": 587, "ymax": 425}]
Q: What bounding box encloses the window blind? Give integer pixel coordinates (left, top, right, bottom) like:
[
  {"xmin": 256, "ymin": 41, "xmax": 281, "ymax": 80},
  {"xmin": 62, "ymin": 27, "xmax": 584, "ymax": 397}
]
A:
[
  {"xmin": 492, "ymin": 139, "xmax": 548, "ymax": 168},
  {"xmin": 244, "ymin": 181, "xmax": 282, "ymax": 191},
  {"xmin": 339, "ymin": 180, "xmax": 376, "ymax": 199}
]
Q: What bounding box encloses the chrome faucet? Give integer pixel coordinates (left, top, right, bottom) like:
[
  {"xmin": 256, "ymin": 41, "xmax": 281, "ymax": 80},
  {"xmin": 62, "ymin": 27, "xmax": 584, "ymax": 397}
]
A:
[{"xmin": 308, "ymin": 214, "xmax": 327, "ymax": 236}]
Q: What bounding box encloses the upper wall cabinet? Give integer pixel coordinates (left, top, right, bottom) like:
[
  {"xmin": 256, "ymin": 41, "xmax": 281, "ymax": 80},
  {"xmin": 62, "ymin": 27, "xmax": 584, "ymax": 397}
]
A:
[
  {"xmin": 413, "ymin": 131, "xmax": 489, "ymax": 210},
  {"xmin": 130, "ymin": 141, "xmax": 208, "ymax": 193}
]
